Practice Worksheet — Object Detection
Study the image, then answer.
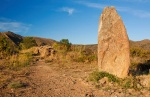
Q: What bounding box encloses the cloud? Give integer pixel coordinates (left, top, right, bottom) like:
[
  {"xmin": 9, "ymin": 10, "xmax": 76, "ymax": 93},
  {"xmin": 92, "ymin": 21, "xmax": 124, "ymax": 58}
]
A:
[
  {"xmin": 0, "ymin": 18, "xmax": 31, "ymax": 33},
  {"xmin": 60, "ymin": 7, "xmax": 75, "ymax": 15},
  {"xmin": 118, "ymin": 0, "xmax": 150, "ymax": 3},
  {"xmin": 115, "ymin": 6, "xmax": 150, "ymax": 18},
  {"xmin": 130, "ymin": 9, "xmax": 150, "ymax": 18},
  {"xmin": 76, "ymin": 1, "xmax": 150, "ymax": 18},
  {"xmin": 76, "ymin": 1, "xmax": 105, "ymax": 9}
]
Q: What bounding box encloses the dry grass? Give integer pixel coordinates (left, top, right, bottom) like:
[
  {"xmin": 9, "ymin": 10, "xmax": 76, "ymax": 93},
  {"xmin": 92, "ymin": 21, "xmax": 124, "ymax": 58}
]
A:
[
  {"xmin": 6, "ymin": 53, "xmax": 32, "ymax": 71},
  {"xmin": 0, "ymin": 52, "xmax": 32, "ymax": 91}
]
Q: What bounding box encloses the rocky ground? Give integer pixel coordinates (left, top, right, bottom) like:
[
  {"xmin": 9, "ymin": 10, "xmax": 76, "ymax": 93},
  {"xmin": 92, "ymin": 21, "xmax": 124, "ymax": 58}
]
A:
[{"xmin": 0, "ymin": 60, "xmax": 150, "ymax": 97}]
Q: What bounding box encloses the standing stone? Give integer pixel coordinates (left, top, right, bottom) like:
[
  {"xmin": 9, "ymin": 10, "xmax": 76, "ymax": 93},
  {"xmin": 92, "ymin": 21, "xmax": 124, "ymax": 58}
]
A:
[{"xmin": 98, "ymin": 6, "xmax": 130, "ymax": 78}]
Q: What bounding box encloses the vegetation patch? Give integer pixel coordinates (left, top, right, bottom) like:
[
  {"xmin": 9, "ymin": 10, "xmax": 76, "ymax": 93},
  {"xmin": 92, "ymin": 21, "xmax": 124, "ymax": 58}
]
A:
[
  {"xmin": 89, "ymin": 71, "xmax": 144, "ymax": 90},
  {"xmin": 19, "ymin": 37, "xmax": 37, "ymax": 50},
  {"xmin": 8, "ymin": 81, "xmax": 27, "ymax": 89},
  {"xmin": 88, "ymin": 71, "xmax": 120, "ymax": 83},
  {"xmin": 130, "ymin": 47, "xmax": 150, "ymax": 58},
  {"xmin": 7, "ymin": 53, "xmax": 32, "ymax": 71},
  {"xmin": 53, "ymin": 39, "xmax": 72, "ymax": 53},
  {"xmin": 0, "ymin": 35, "xmax": 18, "ymax": 58}
]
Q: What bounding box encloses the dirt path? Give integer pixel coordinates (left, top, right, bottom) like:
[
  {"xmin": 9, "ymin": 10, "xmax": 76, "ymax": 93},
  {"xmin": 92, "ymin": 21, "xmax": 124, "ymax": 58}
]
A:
[
  {"xmin": 19, "ymin": 60, "xmax": 108, "ymax": 97},
  {"xmin": 2, "ymin": 60, "xmax": 149, "ymax": 97}
]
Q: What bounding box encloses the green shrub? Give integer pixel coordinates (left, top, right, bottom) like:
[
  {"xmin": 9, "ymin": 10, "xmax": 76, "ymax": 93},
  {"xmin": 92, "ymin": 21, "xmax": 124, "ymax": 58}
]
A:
[
  {"xmin": 88, "ymin": 71, "xmax": 120, "ymax": 83},
  {"xmin": 8, "ymin": 82, "xmax": 25, "ymax": 89},
  {"xmin": 53, "ymin": 39, "xmax": 72, "ymax": 54},
  {"xmin": 60, "ymin": 39, "xmax": 72, "ymax": 51},
  {"xmin": 19, "ymin": 37, "xmax": 37, "ymax": 50},
  {"xmin": 122, "ymin": 78, "xmax": 132, "ymax": 89}
]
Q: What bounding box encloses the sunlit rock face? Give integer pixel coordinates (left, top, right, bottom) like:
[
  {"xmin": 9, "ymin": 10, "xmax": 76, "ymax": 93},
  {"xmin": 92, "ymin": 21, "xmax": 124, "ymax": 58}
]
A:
[{"xmin": 98, "ymin": 6, "xmax": 130, "ymax": 78}]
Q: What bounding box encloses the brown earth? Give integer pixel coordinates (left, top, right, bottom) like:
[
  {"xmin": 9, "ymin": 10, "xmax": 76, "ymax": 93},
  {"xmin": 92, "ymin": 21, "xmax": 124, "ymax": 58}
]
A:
[{"xmin": 1, "ymin": 60, "xmax": 150, "ymax": 97}]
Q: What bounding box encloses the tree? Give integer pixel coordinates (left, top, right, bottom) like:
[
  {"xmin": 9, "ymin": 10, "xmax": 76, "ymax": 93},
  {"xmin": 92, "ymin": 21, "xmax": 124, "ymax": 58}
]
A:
[
  {"xmin": 20, "ymin": 37, "xmax": 37, "ymax": 49},
  {"xmin": 53, "ymin": 39, "xmax": 72, "ymax": 52},
  {"xmin": 59, "ymin": 39, "xmax": 72, "ymax": 51}
]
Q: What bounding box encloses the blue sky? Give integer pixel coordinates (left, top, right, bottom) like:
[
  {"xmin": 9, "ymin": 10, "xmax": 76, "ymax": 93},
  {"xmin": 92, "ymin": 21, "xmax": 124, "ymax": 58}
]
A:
[{"xmin": 0, "ymin": 0, "xmax": 150, "ymax": 44}]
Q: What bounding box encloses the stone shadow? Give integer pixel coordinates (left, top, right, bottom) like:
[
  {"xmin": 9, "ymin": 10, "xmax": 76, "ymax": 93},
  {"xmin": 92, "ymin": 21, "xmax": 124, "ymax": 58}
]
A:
[{"xmin": 129, "ymin": 60, "xmax": 150, "ymax": 76}]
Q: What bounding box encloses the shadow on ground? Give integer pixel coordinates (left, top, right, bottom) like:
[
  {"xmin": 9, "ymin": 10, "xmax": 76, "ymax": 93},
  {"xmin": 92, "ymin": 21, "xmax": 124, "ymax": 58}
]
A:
[{"xmin": 129, "ymin": 60, "xmax": 150, "ymax": 76}]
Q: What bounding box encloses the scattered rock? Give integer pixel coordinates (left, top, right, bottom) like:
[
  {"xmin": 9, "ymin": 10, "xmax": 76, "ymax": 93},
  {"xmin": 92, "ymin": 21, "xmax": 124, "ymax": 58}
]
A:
[
  {"xmin": 31, "ymin": 45, "xmax": 55, "ymax": 58},
  {"xmin": 98, "ymin": 6, "xmax": 130, "ymax": 78},
  {"xmin": 99, "ymin": 77, "xmax": 108, "ymax": 85},
  {"xmin": 85, "ymin": 92, "xmax": 94, "ymax": 97},
  {"xmin": 139, "ymin": 75, "xmax": 150, "ymax": 88}
]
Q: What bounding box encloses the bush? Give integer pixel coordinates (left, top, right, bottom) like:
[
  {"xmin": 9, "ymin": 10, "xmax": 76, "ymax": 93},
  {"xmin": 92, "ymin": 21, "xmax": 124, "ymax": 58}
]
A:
[
  {"xmin": 89, "ymin": 71, "xmax": 143, "ymax": 90},
  {"xmin": 53, "ymin": 39, "xmax": 72, "ymax": 52},
  {"xmin": 130, "ymin": 47, "xmax": 149, "ymax": 58},
  {"xmin": 88, "ymin": 71, "xmax": 120, "ymax": 83},
  {"xmin": 20, "ymin": 37, "xmax": 37, "ymax": 50}
]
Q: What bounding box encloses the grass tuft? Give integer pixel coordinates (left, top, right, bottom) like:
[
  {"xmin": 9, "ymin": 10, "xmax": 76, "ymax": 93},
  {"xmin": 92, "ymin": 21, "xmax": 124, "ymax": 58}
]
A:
[{"xmin": 8, "ymin": 81, "xmax": 26, "ymax": 89}]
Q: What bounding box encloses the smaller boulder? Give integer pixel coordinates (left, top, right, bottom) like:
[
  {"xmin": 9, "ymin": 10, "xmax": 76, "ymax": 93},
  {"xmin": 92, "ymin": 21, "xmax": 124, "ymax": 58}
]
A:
[{"xmin": 99, "ymin": 77, "xmax": 108, "ymax": 85}]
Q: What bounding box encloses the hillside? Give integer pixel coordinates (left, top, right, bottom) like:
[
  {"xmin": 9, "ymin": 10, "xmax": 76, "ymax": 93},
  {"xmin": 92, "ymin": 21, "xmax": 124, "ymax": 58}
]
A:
[
  {"xmin": 130, "ymin": 39, "xmax": 150, "ymax": 50},
  {"xmin": 0, "ymin": 31, "xmax": 150, "ymax": 51},
  {"xmin": 4, "ymin": 31, "xmax": 23, "ymax": 46},
  {"xmin": 0, "ymin": 32, "xmax": 57, "ymax": 47},
  {"xmin": 79, "ymin": 40, "xmax": 150, "ymax": 53},
  {"xmin": 33, "ymin": 37, "xmax": 57, "ymax": 46}
]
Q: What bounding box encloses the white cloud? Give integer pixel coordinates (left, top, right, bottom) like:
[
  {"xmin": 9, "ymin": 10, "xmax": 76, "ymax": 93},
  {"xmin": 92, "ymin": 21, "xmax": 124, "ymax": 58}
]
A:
[
  {"xmin": 131, "ymin": 9, "xmax": 150, "ymax": 18},
  {"xmin": 76, "ymin": 1, "xmax": 150, "ymax": 18},
  {"xmin": 0, "ymin": 18, "xmax": 31, "ymax": 33},
  {"xmin": 119, "ymin": 0, "xmax": 150, "ymax": 3},
  {"xmin": 61, "ymin": 7, "xmax": 75, "ymax": 15},
  {"xmin": 76, "ymin": 1, "xmax": 105, "ymax": 9},
  {"xmin": 115, "ymin": 6, "xmax": 150, "ymax": 18}
]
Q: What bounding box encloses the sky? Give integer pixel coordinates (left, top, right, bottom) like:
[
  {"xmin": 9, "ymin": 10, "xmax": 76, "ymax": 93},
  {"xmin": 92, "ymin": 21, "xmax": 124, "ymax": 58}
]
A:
[{"xmin": 0, "ymin": 0, "xmax": 150, "ymax": 44}]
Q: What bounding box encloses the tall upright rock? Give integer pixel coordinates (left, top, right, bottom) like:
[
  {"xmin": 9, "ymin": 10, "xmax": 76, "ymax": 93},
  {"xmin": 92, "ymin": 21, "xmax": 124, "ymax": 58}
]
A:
[{"xmin": 98, "ymin": 6, "xmax": 130, "ymax": 78}]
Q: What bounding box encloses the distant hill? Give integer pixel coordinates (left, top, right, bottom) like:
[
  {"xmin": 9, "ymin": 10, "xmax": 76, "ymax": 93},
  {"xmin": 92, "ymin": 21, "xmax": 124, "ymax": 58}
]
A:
[
  {"xmin": 33, "ymin": 37, "xmax": 57, "ymax": 46},
  {"xmin": 130, "ymin": 39, "xmax": 150, "ymax": 50},
  {"xmin": 4, "ymin": 31, "xmax": 23, "ymax": 46},
  {"xmin": 0, "ymin": 31, "xmax": 57, "ymax": 47},
  {"xmin": 73, "ymin": 40, "xmax": 150, "ymax": 54},
  {"xmin": 0, "ymin": 31, "xmax": 149, "ymax": 51}
]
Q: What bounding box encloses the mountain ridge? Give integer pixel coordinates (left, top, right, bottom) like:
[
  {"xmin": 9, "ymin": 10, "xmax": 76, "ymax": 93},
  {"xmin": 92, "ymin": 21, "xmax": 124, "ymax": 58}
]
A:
[{"xmin": 0, "ymin": 31, "xmax": 150, "ymax": 50}]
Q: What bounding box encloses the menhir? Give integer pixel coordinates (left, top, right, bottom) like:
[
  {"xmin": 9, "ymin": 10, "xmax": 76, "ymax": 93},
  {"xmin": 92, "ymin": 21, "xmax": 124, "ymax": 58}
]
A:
[{"xmin": 98, "ymin": 6, "xmax": 130, "ymax": 78}]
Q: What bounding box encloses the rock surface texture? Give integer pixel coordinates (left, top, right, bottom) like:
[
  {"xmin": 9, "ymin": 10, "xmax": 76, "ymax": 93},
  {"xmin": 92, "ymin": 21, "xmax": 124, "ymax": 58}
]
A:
[{"xmin": 98, "ymin": 6, "xmax": 130, "ymax": 78}]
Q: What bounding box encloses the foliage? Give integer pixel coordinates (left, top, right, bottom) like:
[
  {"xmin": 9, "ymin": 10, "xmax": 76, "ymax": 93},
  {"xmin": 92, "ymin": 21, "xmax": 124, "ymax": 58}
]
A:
[
  {"xmin": 89, "ymin": 71, "xmax": 143, "ymax": 90},
  {"xmin": 8, "ymin": 81, "xmax": 26, "ymax": 89},
  {"xmin": 122, "ymin": 77, "xmax": 143, "ymax": 90},
  {"xmin": 0, "ymin": 36, "xmax": 18, "ymax": 57},
  {"xmin": 130, "ymin": 47, "xmax": 149, "ymax": 58},
  {"xmin": 88, "ymin": 71, "xmax": 120, "ymax": 83},
  {"xmin": 53, "ymin": 39, "xmax": 72, "ymax": 52},
  {"xmin": 20, "ymin": 37, "xmax": 37, "ymax": 50}
]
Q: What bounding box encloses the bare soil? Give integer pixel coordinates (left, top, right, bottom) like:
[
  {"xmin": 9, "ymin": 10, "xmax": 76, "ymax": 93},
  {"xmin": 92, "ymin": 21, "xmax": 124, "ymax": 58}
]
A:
[{"xmin": 0, "ymin": 60, "xmax": 150, "ymax": 97}]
